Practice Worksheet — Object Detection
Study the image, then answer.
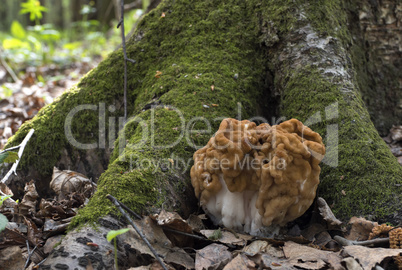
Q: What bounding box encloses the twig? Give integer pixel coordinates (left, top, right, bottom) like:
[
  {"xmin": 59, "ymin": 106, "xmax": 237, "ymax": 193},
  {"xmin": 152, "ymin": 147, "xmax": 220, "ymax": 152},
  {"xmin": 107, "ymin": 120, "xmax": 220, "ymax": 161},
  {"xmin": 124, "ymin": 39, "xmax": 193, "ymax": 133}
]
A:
[
  {"xmin": 34, "ymin": 258, "xmax": 47, "ymax": 268},
  {"xmin": 24, "ymin": 240, "xmax": 38, "ymax": 269},
  {"xmin": 106, "ymin": 194, "xmax": 168, "ymax": 270},
  {"xmin": 334, "ymin": 235, "xmax": 390, "ymax": 247},
  {"xmin": 117, "ymin": 0, "xmax": 136, "ymax": 122},
  {"xmin": 0, "ymin": 51, "xmax": 19, "ymax": 83},
  {"xmin": 117, "ymin": 199, "xmax": 142, "ymax": 220},
  {"xmin": 1, "ymin": 129, "xmax": 35, "ymax": 184},
  {"xmin": 162, "ymin": 227, "xmax": 206, "ymax": 241},
  {"xmin": 0, "ymin": 145, "xmax": 21, "ymax": 154},
  {"xmin": 111, "ymin": 198, "xmax": 206, "ymax": 240}
]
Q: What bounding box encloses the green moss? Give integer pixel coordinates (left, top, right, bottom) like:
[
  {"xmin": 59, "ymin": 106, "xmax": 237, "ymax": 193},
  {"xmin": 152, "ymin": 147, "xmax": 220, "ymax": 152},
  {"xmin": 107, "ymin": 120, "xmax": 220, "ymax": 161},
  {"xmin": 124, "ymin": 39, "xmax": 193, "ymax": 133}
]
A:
[
  {"xmin": 271, "ymin": 1, "xmax": 402, "ymax": 221},
  {"xmin": 70, "ymin": 0, "xmax": 269, "ymax": 227},
  {"xmin": 7, "ymin": 0, "xmax": 401, "ymax": 227}
]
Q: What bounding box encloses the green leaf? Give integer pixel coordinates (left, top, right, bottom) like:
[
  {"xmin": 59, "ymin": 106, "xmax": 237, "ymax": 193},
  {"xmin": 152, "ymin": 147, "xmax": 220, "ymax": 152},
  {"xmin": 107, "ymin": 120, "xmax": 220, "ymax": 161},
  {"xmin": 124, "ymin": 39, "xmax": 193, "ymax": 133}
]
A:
[
  {"xmin": 11, "ymin": 21, "xmax": 26, "ymax": 39},
  {"xmin": 2, "ymin": 38, "xmax": 29, "ymax": 49},
  {"xmin": 0, "ymin": 151, "xmax": 19, "ymax": 164},
  {"xmin": 63, "ymin": 41, "xmax": 82, "ymax": 50},
  {"xmin": 0, "ymin": 213, "xmax": 8, "ymax": 233},
  {"xmin": 20, "ymin": 0, "xmax": 48, "ymax": 22},
  {"xmin": 0, "ymin": 195, "xmax": 12, "ymax": 207},
  {"xmin": 106, "ymin": 228, "xmax": 130, "ymax": 242},
  {"xmin": 40, "ymin": 29, "xmax": 60, "ymax": 41}
]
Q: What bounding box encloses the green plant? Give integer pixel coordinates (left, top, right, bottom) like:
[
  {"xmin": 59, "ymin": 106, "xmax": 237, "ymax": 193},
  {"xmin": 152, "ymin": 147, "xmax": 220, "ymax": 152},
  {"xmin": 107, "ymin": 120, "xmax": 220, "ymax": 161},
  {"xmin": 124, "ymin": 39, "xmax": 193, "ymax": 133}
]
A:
[
  {"xmin": 107, "ymin": 228, "xmax": 130, "ymax": 270},
  {"xmin": 20, "ymin": 0, "xmax": 48, "ymax": 25},
  {"xmin": 0, "ymin": 151, "xmax": 19, "ymax": 164},
  {"xmin": 0, "ymin": 195, "xmax": 12, "ymax": 233}
]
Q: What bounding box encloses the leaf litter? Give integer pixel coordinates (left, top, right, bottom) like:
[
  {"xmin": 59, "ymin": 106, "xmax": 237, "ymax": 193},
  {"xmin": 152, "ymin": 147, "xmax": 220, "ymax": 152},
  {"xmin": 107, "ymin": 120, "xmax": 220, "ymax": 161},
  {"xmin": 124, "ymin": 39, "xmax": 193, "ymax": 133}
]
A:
[
  {"xmin": 0, "ymin": 63, "xmax": 401, "ymax": 269},
  {"xmin": 1, "ymin": 169, "xmax": 402, "ymax": 270}
]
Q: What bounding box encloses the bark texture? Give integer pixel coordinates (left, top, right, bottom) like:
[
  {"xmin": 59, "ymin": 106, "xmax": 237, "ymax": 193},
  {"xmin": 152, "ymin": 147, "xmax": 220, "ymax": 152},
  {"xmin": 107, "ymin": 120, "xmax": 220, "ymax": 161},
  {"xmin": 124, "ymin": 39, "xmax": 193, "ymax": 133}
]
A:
[{"xmin": 1, "ymin": 0, "xmax": 401, "ymax": 268}]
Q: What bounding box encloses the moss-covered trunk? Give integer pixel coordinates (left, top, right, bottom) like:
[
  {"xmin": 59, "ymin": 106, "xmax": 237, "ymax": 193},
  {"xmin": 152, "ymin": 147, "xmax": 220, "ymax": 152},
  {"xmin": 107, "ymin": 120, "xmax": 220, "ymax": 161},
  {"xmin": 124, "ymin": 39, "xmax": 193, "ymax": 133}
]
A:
[{"xmin": 2, "ymin": 0, "xmax": 401, "ymax": 267}]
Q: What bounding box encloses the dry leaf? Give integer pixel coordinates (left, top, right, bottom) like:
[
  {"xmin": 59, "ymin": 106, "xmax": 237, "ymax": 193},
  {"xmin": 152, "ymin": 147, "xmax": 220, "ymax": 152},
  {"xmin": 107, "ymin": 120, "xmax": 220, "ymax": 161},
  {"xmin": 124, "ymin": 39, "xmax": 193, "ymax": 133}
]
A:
[
  {"xmin": 124, "ymin": 216, "xmax": 172, "ymax": 260},
  {"xmin": 342, "ymin": 245, "xmax": 402, "ymax": 270},
  {"xmin": 151, "ymin": 210, "xmax": 193, "ymax": 246},
  {"xmin": 161, "ymin": 12, "xmax": 166, "ymax": 18},
  {"xmin": 317, "ymin": 197, "xmax": 342, "ymax": 230},
  {"xmin": 242, "ymin": 240, "xmax": 269, "ymax": 256},
  {"xmin": 223, "ymin": 254, "xmax": 255, "ymax": 270},
  {"xmin": 50, "ymin": 167, "xmax": 93, "ymax": 200},
  {"xmin": 164, "ymin": 247, "xmax": 195, "ymax": 269},
  {"xmin": 283, "ymin": 241, "xmax": 343, "ymax": 270},
  {"xmin": 155, "ymin": 70, "xmax": 162, "ymax": 78},
  {"xmin": 200, "ymin": 229, "xmax": 252, "ymax": 246},
  {"xmin": 211, "ymin": 85, "xmax": 214, "ymax": 91},
  {"xmin": 195, "ymin": 243, "xmax": 232, "ymax": 270},
  {"xmin": 346, "ymin": 217, "xmax": 378, "ymax": 241},
  {"xmin": 19, "ymin": 181, "xmax": 39, "ymax": 216}
]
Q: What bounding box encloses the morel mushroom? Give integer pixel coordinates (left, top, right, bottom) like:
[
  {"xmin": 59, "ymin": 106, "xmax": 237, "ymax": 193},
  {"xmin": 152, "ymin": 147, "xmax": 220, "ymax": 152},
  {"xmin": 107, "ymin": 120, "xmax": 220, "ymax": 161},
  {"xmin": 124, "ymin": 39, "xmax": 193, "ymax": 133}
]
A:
[{"xmin": 190, "ymin": 118, "xmax": 325, "ymax": 235}]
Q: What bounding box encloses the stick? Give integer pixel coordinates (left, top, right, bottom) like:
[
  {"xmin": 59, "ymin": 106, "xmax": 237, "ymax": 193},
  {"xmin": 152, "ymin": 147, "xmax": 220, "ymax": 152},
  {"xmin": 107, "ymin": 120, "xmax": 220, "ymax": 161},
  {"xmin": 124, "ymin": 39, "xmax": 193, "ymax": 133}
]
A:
[
  {"xmin": 106, "ymin": 194, "xmax": 168, "ymax": 270},
  {"xmin": 1, "ymin": 129, "xmax": 35, "ymax": 184},
  {"xmin": 117, "ymin": 0, "xmax": 136, "ymax": 123},
  {"xmin": 0, "ymin": 145, "xmax": 21, "ymax": 154},
  {"xmin": 334, "ymin": 235, "xmax": 390, "ymax": 247},
  {"xmin": 117, "ymin": 199, "xmax": 142, "ymax": 220},
  {"xmin": 0, "ymin": 52, "xmax": 19, "ymax": 83},
  {"xmin": 24, "ymin": 240, "xmax": 38, "ymax": 269}
]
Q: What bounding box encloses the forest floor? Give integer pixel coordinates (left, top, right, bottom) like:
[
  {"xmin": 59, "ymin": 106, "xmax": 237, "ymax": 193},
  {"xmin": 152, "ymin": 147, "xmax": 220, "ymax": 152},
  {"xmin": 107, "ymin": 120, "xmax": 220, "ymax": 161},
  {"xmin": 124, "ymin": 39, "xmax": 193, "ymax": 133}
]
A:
[{"xmin": 0, "ymin": 62, "xmax": 401, "ymax": 269}]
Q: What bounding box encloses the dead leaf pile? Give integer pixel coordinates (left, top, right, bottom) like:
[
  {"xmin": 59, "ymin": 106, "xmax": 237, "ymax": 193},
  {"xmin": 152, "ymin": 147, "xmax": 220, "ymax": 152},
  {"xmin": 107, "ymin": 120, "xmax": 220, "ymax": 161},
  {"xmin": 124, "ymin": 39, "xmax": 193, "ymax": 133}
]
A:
[
  {"xmin": 120, "ymin": 197, "xmax": 401, "ymax": 270},
  {"xmin": 0, "ymin": 167, "xmax": 96, "ymax": 269},
  {"xmin": 1, "ymin": 177, "xmax": 402, "ymax": 270},
  {"xmin": 0, "ymin": 62, "xmax": 96, "ymax": 149}
]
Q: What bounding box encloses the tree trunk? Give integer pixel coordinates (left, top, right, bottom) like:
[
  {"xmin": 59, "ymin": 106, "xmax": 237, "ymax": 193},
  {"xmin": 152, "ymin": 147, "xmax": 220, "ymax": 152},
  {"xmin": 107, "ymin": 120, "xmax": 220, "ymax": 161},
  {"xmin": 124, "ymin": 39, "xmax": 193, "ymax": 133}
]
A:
[{"xmin": 2, "ymin": 0, "xmax": 401, "ymax": 268}]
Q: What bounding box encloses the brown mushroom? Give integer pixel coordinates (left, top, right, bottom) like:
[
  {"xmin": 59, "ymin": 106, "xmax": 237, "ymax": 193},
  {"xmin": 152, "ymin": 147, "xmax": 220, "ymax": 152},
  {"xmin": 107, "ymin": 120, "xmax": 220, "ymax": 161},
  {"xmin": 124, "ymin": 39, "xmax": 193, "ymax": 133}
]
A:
[{"xmin": 190, "ymin": 118, "xmax": 326, "ymax": 235}]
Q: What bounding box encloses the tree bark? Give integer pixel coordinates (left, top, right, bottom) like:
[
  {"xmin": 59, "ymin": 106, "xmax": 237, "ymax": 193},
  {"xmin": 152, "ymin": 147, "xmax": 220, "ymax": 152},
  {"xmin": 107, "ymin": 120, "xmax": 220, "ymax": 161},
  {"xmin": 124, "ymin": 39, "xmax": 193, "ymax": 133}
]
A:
[{"xmin": 1, "ymin": 0, "xmax": 401, "ymax": 268}]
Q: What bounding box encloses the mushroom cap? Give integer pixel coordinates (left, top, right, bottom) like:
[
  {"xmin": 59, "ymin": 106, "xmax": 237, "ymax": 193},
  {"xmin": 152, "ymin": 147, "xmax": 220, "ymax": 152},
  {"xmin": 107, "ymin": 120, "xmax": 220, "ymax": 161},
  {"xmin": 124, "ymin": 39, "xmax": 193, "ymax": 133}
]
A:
[{"xmin": 190, "ymin": 118, "xmax": 325, "ymax": 232}]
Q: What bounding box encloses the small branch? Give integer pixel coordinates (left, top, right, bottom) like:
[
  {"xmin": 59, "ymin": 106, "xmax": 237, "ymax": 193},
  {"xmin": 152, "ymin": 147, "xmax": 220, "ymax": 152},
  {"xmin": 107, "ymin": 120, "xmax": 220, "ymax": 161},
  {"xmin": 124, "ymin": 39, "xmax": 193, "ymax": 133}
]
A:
[
  {"xmin": 24, "ymin": 240, "xmax": 38, "ymax": 269},
  {"xmin": 119, "ymin": 0, "xmax": 128, "ymax": 122},
  {"xmin": 34, "ymin": 258, "xmax": 47, "ymax": 268},
  {"xmin": 117, "ymin": 199, "xmax": 142, "ymax": 220},
  {"xmin": 106, "ymin": 194, "xmax": 169, "ymax": 270},
  {"xmin": 162, "ymin": 227, "xmax": 206, "ymax": 241},
  {"xmin": 0, "ymin": 145, "xmax": 21, "ymax": 154},
  {"xmin": 334, "ymin": 235, "xmax": 390, "ymax": 247},
  {"xmin": 0, "ymin": 51, "xmax": 19, "ymax": 83},
  {"xmin": 117, "ymin": 0, "xmax": 136, "ymax": 123},
  {"xmin": 1, "ymin": 129, "xmax": 35, "ymax": 184}
]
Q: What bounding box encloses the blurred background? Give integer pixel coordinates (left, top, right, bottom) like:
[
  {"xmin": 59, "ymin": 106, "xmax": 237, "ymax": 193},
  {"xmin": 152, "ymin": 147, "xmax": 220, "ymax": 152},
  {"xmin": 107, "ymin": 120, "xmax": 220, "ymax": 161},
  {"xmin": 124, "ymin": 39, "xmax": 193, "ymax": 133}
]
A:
[{"xmin": 0, "ymin": 0, "xmax": 151, "ymax": 148}]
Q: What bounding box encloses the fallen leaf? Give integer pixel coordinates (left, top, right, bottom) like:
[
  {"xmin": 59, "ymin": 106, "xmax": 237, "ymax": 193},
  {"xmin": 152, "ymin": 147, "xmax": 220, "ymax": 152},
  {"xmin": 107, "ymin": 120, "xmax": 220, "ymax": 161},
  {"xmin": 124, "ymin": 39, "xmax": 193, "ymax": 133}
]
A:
[
  {"xmin": 346, "ymin": 217, "xmax": 378, "ymax": 241},
  {"xmin": 155, "ymin": 70, "xmax": 162, "ymax": 78},
  {"xmin": 317, "ymin": 197, "xmax": 342, "ymax": 230},
  {"xmin": 161, "ymin": 12, "xmax": 166, "ymax": 18},
  {"xmin": 195, "ymin": 243, "xmax": 232, "ymax": 270},
  {"xmin": 151, "ymin": 210, "xmax": 193, "ymax": 247},
  {"xmin": 201, "ymin": 229, "xmax": 252, "ymax": 246},
  {"xmin": 341, "ymin": 245, "xmax": 402, "ymax": 270},
  {"xmin": 123, "ymin": 216, "xmax": 172, "ymax": 260},
  {"xmin": 164, "ymin": 247, "xmax": 195, "ymax": 269},
  {"xmin": 186, "ymin": 214, "xmax": 205, "ymax": 232},
  {"xmin": 50, "ymin": 167, "xmax": 93, "ymax": 200},
  {"xmin": 283, "ymin": 241, "xmax": 343, "ymax": 270},
  {"xmin": 211, "ymin": 85, "xmax": 214, "ymax": 91},
  {"xmin": 19, "ymin": 181, "xmax": 39, "ymax": 216},
  {"xmin": 223, "ymin": 254, "xmax": 255, "ymax": 270}
]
